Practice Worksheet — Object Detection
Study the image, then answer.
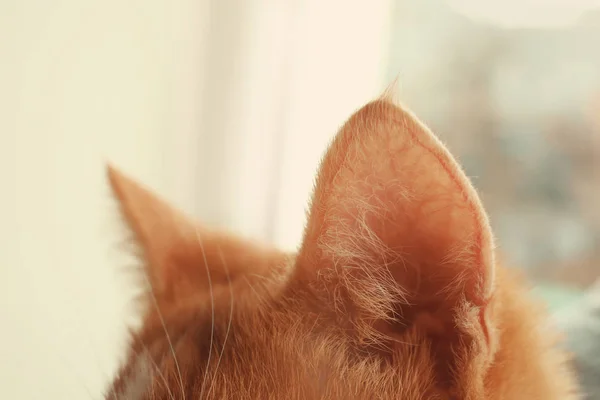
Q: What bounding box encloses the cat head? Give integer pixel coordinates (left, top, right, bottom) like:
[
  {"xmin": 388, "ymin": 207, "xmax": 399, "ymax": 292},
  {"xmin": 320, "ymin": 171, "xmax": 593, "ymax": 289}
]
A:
[{"xmin": 105, "ymin": 93, "xmax": 579, "ymax": 399}]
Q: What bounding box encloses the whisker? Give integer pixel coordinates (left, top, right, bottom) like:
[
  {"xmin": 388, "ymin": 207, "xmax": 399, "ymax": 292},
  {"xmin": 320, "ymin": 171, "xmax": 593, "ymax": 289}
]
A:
[
  {"xmin": 242, "ymin": 275, "xmax": 269, "ymax": 308},
  {"xmin": 207, "ymin": 246, "xmax": 235, "ymax": 397},
  {"xmin": 197, "ymin": 229, "xmax": 215, "ymax": 400},
  {"xmin": 140, "ymin": 343, "xmax": 176, "ymax": 400},
  {"xmin": 143, "ymin": 274, "xmax": 186, "ymax": 399}
]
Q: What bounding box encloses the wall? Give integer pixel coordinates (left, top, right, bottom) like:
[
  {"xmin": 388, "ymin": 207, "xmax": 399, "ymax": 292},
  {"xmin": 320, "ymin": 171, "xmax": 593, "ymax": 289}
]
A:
[{"xmin": 0, "ymin": 0, "xmax": 208, "ymax": 397}]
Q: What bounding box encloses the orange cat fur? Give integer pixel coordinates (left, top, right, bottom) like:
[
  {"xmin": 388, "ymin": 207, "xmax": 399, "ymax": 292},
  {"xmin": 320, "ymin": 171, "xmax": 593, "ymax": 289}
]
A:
[{"xmin": 105, "ymin": 93, "xmax": 580, "ymax": 399}]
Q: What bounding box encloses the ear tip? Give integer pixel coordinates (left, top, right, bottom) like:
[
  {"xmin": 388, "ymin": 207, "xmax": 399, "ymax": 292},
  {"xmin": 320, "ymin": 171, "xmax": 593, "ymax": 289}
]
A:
[
  {"xmin": 105, "ymin": 163, "xmax": 132, "ymax": 196},
  {"xmin": 105, "ymin": 163, "xmax": 119, "ymax": 185},
  {"xmin": 380, "ymin": 75, "xmax": 401, "ymax": 104}
]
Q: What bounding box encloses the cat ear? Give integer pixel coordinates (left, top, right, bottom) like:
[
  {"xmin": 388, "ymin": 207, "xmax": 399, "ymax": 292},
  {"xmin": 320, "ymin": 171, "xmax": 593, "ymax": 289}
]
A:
[
  {"xmin": 107, "ymin": 166, "xmax": 287, "ymax": 305},
  {"xmin": 295, "ymin": 95, "xmax": 495, "ymax": 341}
]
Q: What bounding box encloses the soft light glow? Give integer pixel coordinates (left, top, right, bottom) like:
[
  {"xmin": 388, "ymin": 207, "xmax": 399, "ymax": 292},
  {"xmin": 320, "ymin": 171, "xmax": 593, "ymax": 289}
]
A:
[{"xmin": 448, "ymin": 0, "xmax": 600, "ymax": 28}]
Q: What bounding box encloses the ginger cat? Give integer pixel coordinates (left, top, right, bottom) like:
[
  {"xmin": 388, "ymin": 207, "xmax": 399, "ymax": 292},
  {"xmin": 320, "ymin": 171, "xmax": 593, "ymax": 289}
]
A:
[{"xmin": 105, "ymin": 93, "xmax": 580, "ymax": 399}]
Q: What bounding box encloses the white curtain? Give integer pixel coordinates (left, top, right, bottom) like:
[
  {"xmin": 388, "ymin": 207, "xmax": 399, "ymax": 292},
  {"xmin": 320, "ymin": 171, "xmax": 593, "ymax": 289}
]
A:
[{"xmin": 199, "ymin": 1, "xmax": 394, "ymax": 251}]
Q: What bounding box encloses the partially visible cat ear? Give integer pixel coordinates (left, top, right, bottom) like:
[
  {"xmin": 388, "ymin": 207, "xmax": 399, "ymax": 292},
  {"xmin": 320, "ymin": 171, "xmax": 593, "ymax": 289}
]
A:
[
  {"xmin": 296, "ymin": 96, "xmax": 495, "ymax": 338},
  {"xmin": 107, "ymin": 166, "xmax": 287, "ymax": 305}
]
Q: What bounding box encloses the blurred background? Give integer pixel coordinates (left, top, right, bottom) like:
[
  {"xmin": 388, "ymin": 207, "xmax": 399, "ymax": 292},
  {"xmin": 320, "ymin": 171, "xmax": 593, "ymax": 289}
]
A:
[{"xmin": 1, "ymin": 0, "xmax": 599, "ymax": 398}]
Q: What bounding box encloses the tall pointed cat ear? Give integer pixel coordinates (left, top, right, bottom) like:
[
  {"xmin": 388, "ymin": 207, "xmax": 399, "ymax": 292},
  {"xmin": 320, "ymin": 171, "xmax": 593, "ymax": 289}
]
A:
[
  {"xmin": 107, "ymin": 166, "xmax": 287, "ymax": 306},
  {"xmin": 296, "ymin": 93, "xmax": 496, "ymax": 343}
]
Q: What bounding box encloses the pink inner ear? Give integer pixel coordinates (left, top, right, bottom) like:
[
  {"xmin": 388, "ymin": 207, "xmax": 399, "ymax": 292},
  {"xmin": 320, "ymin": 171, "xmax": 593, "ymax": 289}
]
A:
[{"xmin": 298, "ymin": 99, "xmax": 495, "ymax": 310}]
